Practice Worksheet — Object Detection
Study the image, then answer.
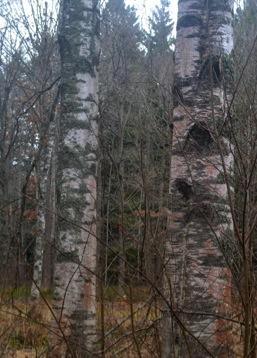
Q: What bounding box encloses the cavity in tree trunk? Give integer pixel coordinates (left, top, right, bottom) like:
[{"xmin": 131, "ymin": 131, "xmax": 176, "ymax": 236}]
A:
[
  {"xmin": 53, "ymin": 0, "xmax": 100, "ymax": 356},
  {"xmin": 163, "ymin": 0, "xmax": 234, "ymax": 356}
]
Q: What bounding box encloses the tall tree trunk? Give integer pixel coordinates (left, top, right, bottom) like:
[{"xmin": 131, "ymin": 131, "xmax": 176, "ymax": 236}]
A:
[
  {"xmin": 53, "ymin": 0, "xmax": 100, "ymax": 356},
  {"xmin": 41, "ymin": 147, "xmax": 57, "ymax": 291},
  {"xmin": 163, "ymin": 0, "xmax": 234, "ymax": 356},
  {"xmin": 32, "ymin": 91, "xmax": 60, "ymax": 296}
]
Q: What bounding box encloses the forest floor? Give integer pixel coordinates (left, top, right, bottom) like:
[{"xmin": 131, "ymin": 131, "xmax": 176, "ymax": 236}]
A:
[{"xmin": 0, "ymin": 286, "xmax": 161, "ymax": 357}]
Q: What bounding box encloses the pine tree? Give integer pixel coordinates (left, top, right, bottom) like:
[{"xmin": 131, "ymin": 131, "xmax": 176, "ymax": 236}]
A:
[
  {"xmin": 101, "ymin": 0, "xmax": 142, "ymax": 87},
  {"xmin": 148, "ymin": 0, "xmax": 174, "ymax": 54}
]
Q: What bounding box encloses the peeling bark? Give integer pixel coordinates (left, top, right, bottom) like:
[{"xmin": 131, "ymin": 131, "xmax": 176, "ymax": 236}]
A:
[{"xmin": 164, "ymin": 0, "xmax": 234, "ymax": 356}]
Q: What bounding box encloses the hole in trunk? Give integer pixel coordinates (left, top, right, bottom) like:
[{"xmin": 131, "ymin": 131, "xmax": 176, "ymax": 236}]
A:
[
  {"xmin": 185, "ymin": 122, "xmax": 213, "ymax": 150},
  {"xmin": 175, "ymin": 178, "xmax": 193, "ymax": 201}
]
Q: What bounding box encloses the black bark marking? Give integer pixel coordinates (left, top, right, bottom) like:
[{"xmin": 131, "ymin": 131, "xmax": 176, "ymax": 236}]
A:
[
  {"xmin": 199, "ymin": 56, "xmax": 222, "ymax": 84},
  {"xmin": 177, "ymin": 15, "xmax": 203, "ymax": 31},
  {"xmin": 173, "ymin": 84, "xmax": 184, "ymax": 105}
]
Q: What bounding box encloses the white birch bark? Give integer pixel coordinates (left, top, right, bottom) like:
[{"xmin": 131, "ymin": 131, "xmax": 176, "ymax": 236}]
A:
[
  {"xmin": 163, "ymin": 0, "xmax": 234, "ymax": 356},
  {"xmin": 53, "ymin": 1, "xmax": 100, "ymax": 356}
]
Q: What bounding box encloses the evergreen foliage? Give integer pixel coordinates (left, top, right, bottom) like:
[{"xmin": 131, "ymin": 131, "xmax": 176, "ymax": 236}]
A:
[{"xmin": 147, "ymin": 0, "xmax": 174, "ymax": 54}]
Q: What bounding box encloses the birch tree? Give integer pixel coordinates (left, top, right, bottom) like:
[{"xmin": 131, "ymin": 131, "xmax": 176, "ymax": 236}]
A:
[
  {"xmin": 53, "ymin": 0, "xmax": 100, "ymax": 356},
  {"xmin": 164, "ymin": 0, "xmax": 234, "ymax": 356}
]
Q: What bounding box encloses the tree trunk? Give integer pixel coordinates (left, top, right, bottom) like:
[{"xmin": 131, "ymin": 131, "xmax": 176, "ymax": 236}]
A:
[
  {"xmin": 41, "ymin": 148, "xmax": 57, "ymax": 291},
  {"xmin": 32, "ymin": 93, "xmax": 60, "ymax": 297},
  {"xmin": 53, "ymin": 0, "xmax": 100, "ymax": 356},
  {"xmin": 164, "ymin": 0, "xmax": 234, "ymax": 356}
]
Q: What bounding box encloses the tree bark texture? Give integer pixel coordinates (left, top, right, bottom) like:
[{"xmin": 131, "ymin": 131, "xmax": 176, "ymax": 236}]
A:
[
  {"xmin": 164, "ymin": 0, "xmax": 234, "ymax": 356},
  {"xmin": 53, "ymin": 1, "xmax": 100, "ymax": 356}
]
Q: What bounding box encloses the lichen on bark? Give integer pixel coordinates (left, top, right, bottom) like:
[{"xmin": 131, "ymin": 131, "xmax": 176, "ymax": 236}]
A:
[{"xmin": 53, "ymin": 0, "xmax": 100, "ymax": 356}]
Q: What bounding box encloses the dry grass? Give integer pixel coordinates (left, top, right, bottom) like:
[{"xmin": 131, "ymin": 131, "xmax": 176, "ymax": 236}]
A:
[
  {"xmin": 100, "ymin": 287, "xmax": 162, "ymax": 357},
  {"xmin": 0, "ymin": 291, "xmax": 52, "ymax": 357},
  {"xmin": 0, "ymin": 287, "xmax": 161, "ymax": 357}
]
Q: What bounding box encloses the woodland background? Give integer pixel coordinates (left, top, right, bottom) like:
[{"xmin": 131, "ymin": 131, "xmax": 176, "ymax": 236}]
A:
[{"xmin": 0, "ymin": 0, "xmax": 256, "ymax": 356}]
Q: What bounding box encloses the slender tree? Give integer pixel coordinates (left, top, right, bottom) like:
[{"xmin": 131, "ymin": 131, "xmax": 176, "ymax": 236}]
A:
[{"xmin": 100, "ymin": 0, "xmax": 142, "ymax": 289}]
